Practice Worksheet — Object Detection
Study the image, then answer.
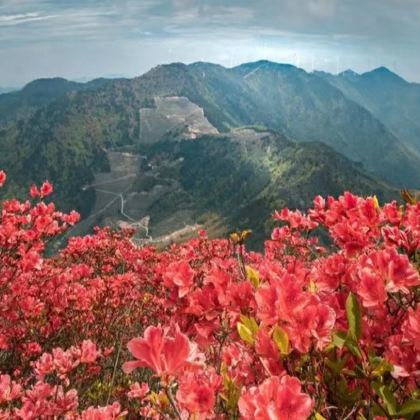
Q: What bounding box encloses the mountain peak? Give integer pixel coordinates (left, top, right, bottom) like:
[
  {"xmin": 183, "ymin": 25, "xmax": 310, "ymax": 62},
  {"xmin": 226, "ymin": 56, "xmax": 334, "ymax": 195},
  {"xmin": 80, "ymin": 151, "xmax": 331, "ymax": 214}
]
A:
[
  {"xmin": 362, "ymin": 66, "xmax": 406, "ymax": 83},
  {"xmin": 236, "ymin": 60, "xmax": 297, "ymax": 69},
  {"xmin": 20, "ymin": 78, "xmax": 79, "ymax": 95},
  {"xmin": 339, "ymin": 69, "xmax": 360, "ymax": 79},
  {"xmin": 138, "ymin": 62, "xmax": 191, "ymax": 81},
  {"xmin": 189, "ymin": 61, "xmax": 226, "ymax": 69},
  {"xmin": 372, "ymin": 66, "xmax": 393, "ymax": 74},
  {"xmin": 233, "ymin": 60, "xmax": 302, "ymax": 78},
  {"xmin": 147, "ymin": 62, "xmax": 189, "ymax": 74}
]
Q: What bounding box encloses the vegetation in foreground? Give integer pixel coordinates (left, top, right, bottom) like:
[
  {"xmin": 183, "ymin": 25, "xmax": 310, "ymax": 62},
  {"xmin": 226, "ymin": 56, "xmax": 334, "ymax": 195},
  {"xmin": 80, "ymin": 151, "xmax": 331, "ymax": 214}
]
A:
[{"xmin": 0, "ymin": 169, "xmax": 419, "ymax": 419}]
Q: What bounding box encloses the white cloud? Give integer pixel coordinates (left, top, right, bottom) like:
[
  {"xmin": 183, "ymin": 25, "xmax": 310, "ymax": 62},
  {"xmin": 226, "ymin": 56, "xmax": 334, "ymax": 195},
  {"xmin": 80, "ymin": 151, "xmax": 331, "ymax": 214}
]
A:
[
  {"xmin": 0, "ymin": 11, "xmax": 59, "ymax": 26},
  {"xmin": 0, "ymin": 12, "xmax": 39, "ymax": 22},
  {"xmin": 0, "ymin": 0, "xmax": 420, "ymax": 84}
]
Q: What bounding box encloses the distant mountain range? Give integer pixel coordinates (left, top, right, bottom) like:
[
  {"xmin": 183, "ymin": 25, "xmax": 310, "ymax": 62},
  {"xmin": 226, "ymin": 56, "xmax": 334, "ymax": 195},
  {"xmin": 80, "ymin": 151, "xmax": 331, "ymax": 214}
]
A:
[
  {"xmin": 0, "ymin": 86, "xmax": 19, "ymax": 95},
  {"xmin": 0, "ymin": 61, "xmax": 418, "ymax": 247},
  {"xmin": 315, "ymin": 67, "xmax": 420, "ymax": 157}
]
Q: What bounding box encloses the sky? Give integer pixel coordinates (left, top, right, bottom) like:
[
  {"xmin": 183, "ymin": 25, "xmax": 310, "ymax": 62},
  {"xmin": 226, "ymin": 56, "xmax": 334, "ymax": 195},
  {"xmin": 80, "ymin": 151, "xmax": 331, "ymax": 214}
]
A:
[{"xmin": 1, "ymin": 0, "xmax": 420, "ymax": 87}]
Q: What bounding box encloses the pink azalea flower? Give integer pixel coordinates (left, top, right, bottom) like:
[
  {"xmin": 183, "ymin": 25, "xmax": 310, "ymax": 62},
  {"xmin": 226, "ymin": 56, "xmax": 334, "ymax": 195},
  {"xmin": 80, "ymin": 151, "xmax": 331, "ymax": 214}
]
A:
[
  {"xmin": 80, "ymin": 340, "xmax": 100, "ymax": 364},
  {"xmin": 176, "ymin": 370, "xmax": 221, "ymax": 415},
  {"xmin": 0, "ymin": 375, "xmax": 21, "ymax": 403},
  {"xmin": 40, "ymin": 181, "xmax": 54, "ymax": 198},
  {"xmin": 127, "ymin": 382, "xmax": 149, "ymax": 399},
  {"xmin": 403, "ymin": 307, "xmax": 420, "ymax": 351},
  {"xmin": 123, "ymin": 325, "xmax": 203, "ymax": 376},
  {"xmin": 30, "ymin": 184, "xmax": 40, "ymax": 198},
  {"xmin": 356, "ymin": 248, "xmax": 420, "ymax": 307},
  {"xmin": 163, "ymin": 261, "xmax": 195, "ymax": 298},
  {"xmin": 0, "ymin": 170, "xmax": 6, "ymax": 188},
  {"xmin": 239, "ymin": 375, "xmax": 313, "ymax": 420},
  {"xmin": 81, "ymin": 402, "xmax": 126, "ymax": 419}
]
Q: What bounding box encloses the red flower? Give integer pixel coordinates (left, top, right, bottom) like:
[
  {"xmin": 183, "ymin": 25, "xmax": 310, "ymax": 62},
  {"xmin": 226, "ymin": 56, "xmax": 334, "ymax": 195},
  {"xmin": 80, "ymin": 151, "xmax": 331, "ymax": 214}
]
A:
[
  {"xmin": 356, "ymin": 248, "xmax": 420, "ymax": 307},
  {"xmin": 0, "ymin": 170, "xmax": 6, "ymax": 188},
  {"xmin": 255, "ymin": 328, "xmax": 285, "ymax": 375},
  {"xmin": 81, "ymin": 402, "xmax": 126, "ymax": 419},
  {"xmin": 163, "ymin": 261, "xmax": 195, "ymax": 298},
  {"xmin": 123, "ymin": 325, "xmax": 203, "ymax": 376},
  {"xmin": 385, "ymin": 334, "xmax": 418, "ymax": 378},
  {"xmin": 0, "ymin": 374, "xmax": 21, "ymax": 403},
  {"xmin": 403, "ymin": 307, "xmax": 420, "ymax": 351},
  {"xmin": 176, "ymin": 370, "xmax": 221, "ymax": 415},
  {"xmin": 40, "ymin": 181, "xmax": 54, "ymax": 198},
  {"xmin": 127, "ymin": 382, "xmax": 149, "ymax": 400},
  {"xmin": 80, "ymin": 340, "xmax": 100, "ymax": 364},
  {"xmin": 356, "ymin": 269, "xmax": 387, "ymax": 308},
  {"xmin": 30, "ymin": 184, "xmax": 40, "ymax": 198},
  {"xmin": 371, "ymin": 249, "xmax": 419, "ymax": 293},
  {"xmin": 239, "ymin": 375, "xmax": 313, "ymax": 420}
]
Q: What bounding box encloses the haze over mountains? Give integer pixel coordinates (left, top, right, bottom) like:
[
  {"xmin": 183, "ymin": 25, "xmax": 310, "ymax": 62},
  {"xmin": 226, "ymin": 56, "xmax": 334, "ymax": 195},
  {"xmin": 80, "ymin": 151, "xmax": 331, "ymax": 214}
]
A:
[
  {"xmin": 0, "ymin": 87, "xmax": 18, "ymax": 95},
  {"xmin": 0, "ymin": 60, "xmax": 418, "ymax": 247},
  {"xmin": 316, "ymin": 67, "xmax": 420, "ymax": 157}
]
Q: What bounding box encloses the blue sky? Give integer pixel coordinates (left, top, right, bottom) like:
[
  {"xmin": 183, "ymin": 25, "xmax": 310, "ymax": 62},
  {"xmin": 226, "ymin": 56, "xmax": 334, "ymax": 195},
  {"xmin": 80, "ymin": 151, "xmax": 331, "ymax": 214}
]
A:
[{"xmin": 1, "ymin": 0, "xmax": 419, "ymax": 86}]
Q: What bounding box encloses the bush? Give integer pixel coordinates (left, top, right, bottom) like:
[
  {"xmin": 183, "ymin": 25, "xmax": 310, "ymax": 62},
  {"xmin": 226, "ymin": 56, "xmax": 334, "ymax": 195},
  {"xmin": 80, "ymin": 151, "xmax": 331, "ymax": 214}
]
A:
[{"xmin": 0, "ymin": 170, "xmax": 419, "ymax": 419}]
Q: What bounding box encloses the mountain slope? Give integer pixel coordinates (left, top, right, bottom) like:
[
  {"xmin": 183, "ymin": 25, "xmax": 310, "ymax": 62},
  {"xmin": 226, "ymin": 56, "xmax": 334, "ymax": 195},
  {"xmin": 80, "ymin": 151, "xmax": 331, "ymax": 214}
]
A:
[
  {"xmin": 0, "ymin": 60, "xmax": 416, "ymax": 222},
  {"xmin": 0, "ymin": 87, "xmax": 18, "ymax": 95},
  {"xmin": 0, "ymin": 77, "xmax": 116, "ymax": 128},
  {"xmin": 56, "ymin": 127, "xmax": 393, "ymax": 249},
  {"xmin": 230, "ymin": 61, "xmax": 420, "ymax": 187},
  {"xmin": 132, "ymin": 61, "xmax": 420, "ymax": 187},
  {"xmin": 316, "ymin": 67, "xmax": 420, "ymax": 157},
  {"xmin": 133, "ymin": 128, "xmax": 395, "ymax": 247},
  {"xmin": 0, "ymin": 76, "xmax": 150, "ymax": 213}
]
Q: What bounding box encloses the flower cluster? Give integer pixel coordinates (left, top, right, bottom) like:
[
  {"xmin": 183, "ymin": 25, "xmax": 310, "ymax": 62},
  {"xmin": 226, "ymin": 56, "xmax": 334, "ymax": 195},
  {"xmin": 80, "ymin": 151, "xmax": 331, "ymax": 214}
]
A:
[{"xmin": 0, "ymin": 172, "xmax": 419, "ymax": 419}]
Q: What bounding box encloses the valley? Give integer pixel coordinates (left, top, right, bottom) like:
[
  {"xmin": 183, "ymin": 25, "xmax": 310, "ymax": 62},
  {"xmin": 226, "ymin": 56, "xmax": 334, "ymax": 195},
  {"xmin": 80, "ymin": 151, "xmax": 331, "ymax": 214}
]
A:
[{"xmin": 62, "ymin": 148, "xmax": 207, "ymax": 249}]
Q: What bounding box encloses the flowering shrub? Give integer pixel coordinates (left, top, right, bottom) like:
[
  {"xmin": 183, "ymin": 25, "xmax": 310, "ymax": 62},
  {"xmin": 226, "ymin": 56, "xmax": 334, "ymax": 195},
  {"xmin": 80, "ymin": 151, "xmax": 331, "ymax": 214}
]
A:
[{"xmin": 0, "ymin": 172, "xmax": 419, "ymax": 419}]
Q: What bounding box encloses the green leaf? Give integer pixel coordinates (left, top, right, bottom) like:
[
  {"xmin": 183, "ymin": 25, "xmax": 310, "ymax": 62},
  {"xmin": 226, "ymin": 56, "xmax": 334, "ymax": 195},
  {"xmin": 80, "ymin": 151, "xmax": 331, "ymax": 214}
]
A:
[
  {"xmin": 325, "ymin": 355, "xmax": 348, "ymax": 375},
  {"xmin": 336, "ymin": 377, "xmax": 362, "ymax": 405},
  {"xmin": 237, "ymin": 322, "xmax": 254, "ymax": 345},
  {"xmin": 314, "ymin": 413, "xmax": 327, "ymax": 420},
  {"xmin": 272, "ymin": 325, "xmax": 290, "ymax": 355},
  {"xmin": 370, "ymin": 356, "xmax": 393, "ymax": 378},
  {"xmin": 245, "ymin": 265, "xmax": 260, "ymax": 288},
  {"xmin": 345, "ymin": 337, "xmax": 363, "ymax": 359},
  {"xmin": 333, "ymin": 330, "xmax": 362, "ymax": 358},
  {"xmin": 309, "ymin": 279, "xmax": 317, "ymax": 293},
  {"xmin": 221, "ymin": 369, "xmax": 242, "ymax": 411},
  {"xmin": 398, "ymin": 399, "xmax": 420, "ymax": 416},
  {"xmin": 332, "ymin": 331, "xmax": 347, "ymax": 349},
  {"xmin": 239, "ymin": 314, "xmax": 259, "ymax": 335},
  {"xmin": 375, "ymin": 384, "xmax": 397, "ymax": 416},
  {"xmin": 346, "ymin": 292, "xmax": 362, "ymax": 340}
]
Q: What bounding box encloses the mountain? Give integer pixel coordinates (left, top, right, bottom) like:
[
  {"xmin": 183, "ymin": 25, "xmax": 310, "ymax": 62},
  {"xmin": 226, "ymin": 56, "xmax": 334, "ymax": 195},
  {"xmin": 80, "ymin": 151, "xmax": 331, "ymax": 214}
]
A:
[
  {"xmin": 2, "ymin": 62, "xmax": 419, "ymax": 189},
  {"xmin": 55, "ymin": 127, "xmax": 394, "ymax": 250},
  {"xmin": 139, "ymin": 128, "xmax": 394, "ymax": 247},
  {"xmin": 230, "ymin": 61, "xmax": 419, "ymax": 187},
  {"xmin": 0, "ymin": 76, "xmax": 136, "ymax": 213},
  {"xmin": 1, "ymin": 60, "xmax": 417, "ymax": 246},
  {"xmin": 0, "ymin": 77, "xmax": 117, "ymax": 128},
  {"xmin": 127, "ymin": 61, "xmax": 419, "ymax": 186},
  {"xmin": 0, "ymin": 86, "xmax": 19, "ymax": 95},
  {"xmin": 316, "ymin": 67, "xmax": 420, "ymax": 157}
]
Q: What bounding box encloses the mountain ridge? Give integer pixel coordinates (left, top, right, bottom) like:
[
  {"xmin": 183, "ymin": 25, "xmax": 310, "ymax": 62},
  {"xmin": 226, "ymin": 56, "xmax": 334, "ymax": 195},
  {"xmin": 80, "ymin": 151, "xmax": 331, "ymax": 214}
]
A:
[
  {"xmin": 316, "ymin": 66, "xmax": 420, "ymax": 156},
  {"xmin": 0, "ymin": 59, "xmax": 418, "ymax": 246}
]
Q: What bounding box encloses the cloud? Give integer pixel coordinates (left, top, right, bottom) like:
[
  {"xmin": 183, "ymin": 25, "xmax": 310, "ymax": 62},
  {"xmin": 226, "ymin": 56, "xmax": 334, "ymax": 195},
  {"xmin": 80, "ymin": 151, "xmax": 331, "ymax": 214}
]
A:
[
  {"xmin": 0, "ymin": 12, "xmax": 39, "ymax": 22},
  {"xmin": 0, "ymin": 12, "xmax": 58, "ymax": 26},
  {"xmin": 0, "ymin": 0, "xmax": 420, "ymax": 85}
]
